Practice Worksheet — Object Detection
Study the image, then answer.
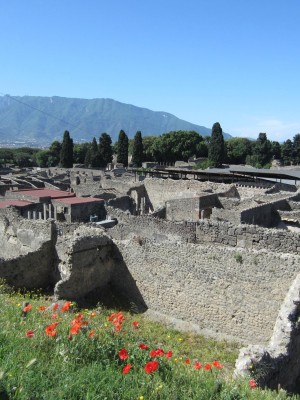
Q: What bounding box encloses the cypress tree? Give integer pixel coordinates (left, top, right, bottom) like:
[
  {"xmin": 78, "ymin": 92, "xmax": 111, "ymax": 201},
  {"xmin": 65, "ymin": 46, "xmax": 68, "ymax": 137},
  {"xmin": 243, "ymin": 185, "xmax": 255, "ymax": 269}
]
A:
[
  {"xmin": 99, "ymin": 133, "xmax": 113, "ymax": 167},
  {"xmin": 254, "ymin": 133, "xmax": 272, "ymax": 167},
  {"xmin": 60, "ymin": 130, "xmax": 73, "ymax": 168},
  {"xmin": 208, "ymin": 122, "xmax": 225, "ymax": 167},
  {"xmin": 131, "ymin": 131, "xmax": 144, "ymax": 167},
  {"xmin": 90, "ymin": 137, "xmax": 101, "ymax": 167},
  {"xmin": 117, "ymin": 130, "xmax": 129, "ymax": 167}
]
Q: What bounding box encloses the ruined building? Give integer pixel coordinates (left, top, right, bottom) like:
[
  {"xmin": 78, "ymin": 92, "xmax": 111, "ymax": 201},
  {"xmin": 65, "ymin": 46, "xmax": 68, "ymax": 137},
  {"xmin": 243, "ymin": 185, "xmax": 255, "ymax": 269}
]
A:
[{"xmin": 2, "ymin": 167, "xmax": 300, "ymax": 393}]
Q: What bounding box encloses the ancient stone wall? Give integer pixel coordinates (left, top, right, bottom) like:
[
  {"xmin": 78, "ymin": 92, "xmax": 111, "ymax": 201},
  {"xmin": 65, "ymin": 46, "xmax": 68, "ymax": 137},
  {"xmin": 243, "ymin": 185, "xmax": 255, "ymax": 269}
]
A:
[
  {"xmin": 114, "ymin": 238, "xmax": 300, "ymax": 344},
  {"xmin": 0, "ymin": 211, "xmax": 57, "ymax": 288},
  {"xmin": 196, "ymin": 220, "xmax": 300, "ymax": 254},
  {"xmin": 143, "ymin": 178, "xmax": 232, "ymax": 210},
  {"xmin": 107, "ymin": 208, "xmax": 196, "ymax": 243}
]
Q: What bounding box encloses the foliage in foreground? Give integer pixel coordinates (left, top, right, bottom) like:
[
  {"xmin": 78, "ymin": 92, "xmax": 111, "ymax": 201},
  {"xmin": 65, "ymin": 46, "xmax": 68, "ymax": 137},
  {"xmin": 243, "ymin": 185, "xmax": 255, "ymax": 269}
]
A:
[{"xmin": 0, "ymin": 284, "xmax": 297, "ymax": 399}]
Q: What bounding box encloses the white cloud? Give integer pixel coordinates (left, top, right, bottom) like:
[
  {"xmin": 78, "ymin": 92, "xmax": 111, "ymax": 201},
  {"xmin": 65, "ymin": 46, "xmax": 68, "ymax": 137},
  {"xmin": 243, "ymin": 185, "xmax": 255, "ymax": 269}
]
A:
[{"xmin": 229, "ymin": 117, "xmax": 300, "ymax": 142}]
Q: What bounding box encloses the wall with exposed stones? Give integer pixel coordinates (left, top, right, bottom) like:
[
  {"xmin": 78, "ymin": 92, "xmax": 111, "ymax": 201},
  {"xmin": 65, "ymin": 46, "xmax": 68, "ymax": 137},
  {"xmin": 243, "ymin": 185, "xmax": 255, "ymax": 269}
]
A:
[
  {"xmin": 0, "ymin": 210, "xmax": 57, "ymax": 288},
  {"xmin": 2, "ymin": 205, "xmax": 300, "ymax": 346},
  {"xmin": 196, "ymin": 220, "xmax": 300, "ymax": 255},
  {"xmin": 143, "ymin": 178, "xmax": 234, "ymax": 210},
  {"xmin": 114, "ymin": 238, "xmax": 300, "ymax": 344}
]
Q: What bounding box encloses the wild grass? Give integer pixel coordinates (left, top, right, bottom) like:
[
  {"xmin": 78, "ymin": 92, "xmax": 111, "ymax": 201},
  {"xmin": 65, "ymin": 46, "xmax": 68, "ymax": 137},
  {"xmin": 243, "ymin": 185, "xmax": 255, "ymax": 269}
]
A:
[{"xmin": 0, "ymin": 282, "xmax": 298, "ymax": 400}]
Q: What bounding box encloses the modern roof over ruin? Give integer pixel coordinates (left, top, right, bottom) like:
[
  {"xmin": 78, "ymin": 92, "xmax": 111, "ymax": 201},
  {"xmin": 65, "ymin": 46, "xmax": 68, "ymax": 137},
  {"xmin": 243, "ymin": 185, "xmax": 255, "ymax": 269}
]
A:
[
  {"xmin": 52, "ymin": 197, "xmax": 104, "ymax": 205},
  {"xmin": 0, "ymin": 199, "xmax": 33, "ymax": 209},
  {"xmin": 9, "ymin": 188, "xmax": 76, "ymax": 199}
]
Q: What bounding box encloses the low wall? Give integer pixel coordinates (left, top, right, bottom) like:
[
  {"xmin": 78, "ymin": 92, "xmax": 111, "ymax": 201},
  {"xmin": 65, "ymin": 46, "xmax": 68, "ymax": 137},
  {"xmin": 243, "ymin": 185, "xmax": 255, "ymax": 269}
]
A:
[
  {"xmin": 196, "ymin": 220, "xmax": 300, "ymax": 254},
  {"xmin": 108, "ymin": 208, "xmax": 196, "ymax": 243}
]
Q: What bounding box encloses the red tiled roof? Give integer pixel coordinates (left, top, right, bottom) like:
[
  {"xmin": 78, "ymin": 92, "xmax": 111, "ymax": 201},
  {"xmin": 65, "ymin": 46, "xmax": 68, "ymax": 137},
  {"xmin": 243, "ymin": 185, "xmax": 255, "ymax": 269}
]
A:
[
  {"xmin": 9, "ymin": 188, "xmax": 75, "ymax": 199},
  {"xmin": 0, "ymin": 200, "xmax": 33, "ymax": 209},
  {"xmin": 53, "ymin": 197, "xmax": 104, "ymax": 205}
]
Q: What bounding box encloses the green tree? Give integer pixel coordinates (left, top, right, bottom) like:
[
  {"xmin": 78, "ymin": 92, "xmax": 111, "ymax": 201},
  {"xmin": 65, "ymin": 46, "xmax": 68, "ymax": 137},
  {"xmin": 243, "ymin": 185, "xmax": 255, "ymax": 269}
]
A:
[
  {"xmin": 60, "ymin": 131, "xmax": 73, "ymax": 168},
  {"xmin": 47, "ymin": 140, "xmax": 62, "ymax": 166},
  {"xmin": 292, "ymin": 134, "xmax": 300, "ymax": 165},
  {"xmin": 36, "ymin": 150, "xmax": 52, "ymax": 167},
  {"xmin": 84, "ymin": 147, "xmax": 92, "ymax": 167},
  {"xmin": 225, "ymin": 138, "xmax": 252, "ymax": 165},
  {"xmin": 254, "ymin": 132, "xmax": 272, "ymax": 167},
  {"xmin": 0, "ymin": 148, "xmax": 14, "ymax": 167},
  {"xmin": 208, "ymin": 122, "xmax": 225, "ymax": 167},
  {"xmin": 149, "ymin": 131, "xmax": 206, "ymax": 163},
  {"xmin": 281, "ymin": 139, "xmax": 293, "ymax": 166},
  {"xmin": 89, "ymin": 137, "xmax": 101, "ymax": 168},
  {"xmin": 117, "ymin": 130, "xmax": 129, "ymax": 167},
  {"xmin": 73, "ymin": 143, "xmax": 90, "ymax": 164},
  {"xmin": 99, "ymin": 133, "xmax": 113, "ymax": 167},
  {"xmin": 13, "ymin": 147, "xmax": 39, "ymax": 167},
  {"xmin": 131, "ymin": 131, "xmax": 144, "ymax": 167},
  {"xmin": 271, "ymin": 141, "xmax": 281, "ymax": 160},
  {"xmin": 142, "ymin": 136, "xmax": 159, "ymax": 162}
]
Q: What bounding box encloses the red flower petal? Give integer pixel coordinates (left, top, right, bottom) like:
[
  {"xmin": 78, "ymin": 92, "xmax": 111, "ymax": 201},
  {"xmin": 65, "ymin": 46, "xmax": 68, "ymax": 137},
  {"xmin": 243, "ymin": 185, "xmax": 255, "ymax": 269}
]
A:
[
  {"xmin": 249, "ymin": 379, "xmax": 257, "ymax": 389},
  {"xmin": 122, "ymin": 364, "xmax": 132, "ymax": 375},
  {"xmin": 212, "ymin": 360, "xmax": 223, "ymax": 369},
  {"xmin": 194, "ymin": 361, "xmax": 202, "ymax": 370},
  {"xmin": 119, "ymin": 348, "xmax": 129, "ymax": 360},
  {"xmin": 144, "ymin": 361, "xmax": 159, "ymax": 374},
  {"xmin": 139, "ymin": 343, "xmax": 149, "ymax": 350}
]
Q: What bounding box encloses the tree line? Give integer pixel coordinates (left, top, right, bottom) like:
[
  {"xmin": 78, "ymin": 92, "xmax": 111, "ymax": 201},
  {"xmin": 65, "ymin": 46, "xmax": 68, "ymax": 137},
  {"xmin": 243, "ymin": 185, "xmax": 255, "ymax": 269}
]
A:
[{"xmin": 1, "ymin": 124, "xmax": 300, "ymax": 169}]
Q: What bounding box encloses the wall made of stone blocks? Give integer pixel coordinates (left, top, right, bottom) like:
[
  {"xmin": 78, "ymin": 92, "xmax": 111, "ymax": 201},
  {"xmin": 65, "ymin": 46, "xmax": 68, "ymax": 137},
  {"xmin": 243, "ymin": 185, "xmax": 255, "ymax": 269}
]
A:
[
  {"xmin": 143, "ymin": 178, "xmax": 232, "ymax": 210},
  {"xmin": 107, "ymin": 208, "xmax": 196, "ymax": 243},
  {"xmin": 196, "ymin": 220, "xmax": 300, "ymax": 254},
  {"xmin": 166, "ymin": 197, "xmax": 200, "ymax": 221},
  {"xmin": 115, "ymin": 239, "xmax": 300, "ymax": 344}
]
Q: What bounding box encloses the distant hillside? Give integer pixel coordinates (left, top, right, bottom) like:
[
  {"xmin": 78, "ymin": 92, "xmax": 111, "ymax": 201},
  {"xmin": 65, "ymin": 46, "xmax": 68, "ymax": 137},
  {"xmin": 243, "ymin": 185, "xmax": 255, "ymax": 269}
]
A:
[{"xmin": 0, "ymin": 95, "xmax": 231, "ymax": 145}]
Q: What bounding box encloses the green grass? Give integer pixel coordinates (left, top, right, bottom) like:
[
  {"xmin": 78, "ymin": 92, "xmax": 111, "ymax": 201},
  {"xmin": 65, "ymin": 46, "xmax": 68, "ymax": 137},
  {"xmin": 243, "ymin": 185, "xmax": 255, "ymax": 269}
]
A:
[{"xmin": 0, "ymin": 283, "xmax": 298, "ymax": 400}]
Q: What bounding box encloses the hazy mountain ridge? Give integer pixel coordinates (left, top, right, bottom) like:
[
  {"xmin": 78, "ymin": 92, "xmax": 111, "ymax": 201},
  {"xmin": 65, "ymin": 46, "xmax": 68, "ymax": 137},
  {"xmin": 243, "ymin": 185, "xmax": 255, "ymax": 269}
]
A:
[{"xmin": 0, "ymin": 95, "xmax": 231, "ymax": 145}]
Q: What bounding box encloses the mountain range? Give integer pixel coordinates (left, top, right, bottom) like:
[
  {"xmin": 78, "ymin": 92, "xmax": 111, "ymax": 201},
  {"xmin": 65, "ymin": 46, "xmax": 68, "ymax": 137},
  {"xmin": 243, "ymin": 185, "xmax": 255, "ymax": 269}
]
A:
[{"xmin": 0, "ymin": 95, "xmax": 231, "ymax": 146}]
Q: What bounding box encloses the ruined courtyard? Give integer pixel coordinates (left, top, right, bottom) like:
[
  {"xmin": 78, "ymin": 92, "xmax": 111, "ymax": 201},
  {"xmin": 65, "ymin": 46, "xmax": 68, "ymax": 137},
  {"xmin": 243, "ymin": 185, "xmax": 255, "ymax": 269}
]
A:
[{"xmin": 2, "ymin": 166, "xmax": 300, "ymax": 392}]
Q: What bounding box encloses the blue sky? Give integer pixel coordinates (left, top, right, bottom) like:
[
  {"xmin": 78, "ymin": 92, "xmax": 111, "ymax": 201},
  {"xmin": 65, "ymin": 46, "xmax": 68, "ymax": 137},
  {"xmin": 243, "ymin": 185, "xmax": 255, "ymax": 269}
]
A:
[{"xmin": 1, "ymin": 0, "xmax": 299, "ymax": 141}]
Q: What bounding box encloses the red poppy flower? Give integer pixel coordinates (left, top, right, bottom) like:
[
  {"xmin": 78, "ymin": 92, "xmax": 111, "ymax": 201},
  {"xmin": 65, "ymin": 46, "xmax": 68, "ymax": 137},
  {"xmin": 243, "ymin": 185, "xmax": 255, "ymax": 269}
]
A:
[
  {"xmin": 165, "ymin": 351, "xmax": 173, "ymax": 358},
  {"xmin": 115, "ymin": 323, "xmax": 122, "ymax": 331},
  {"xmin": 150, "ymin": 348, "xmax": 164, "ymax": 357},
  {"xmin": 194, "ymin": 361, "xmax": 202, "ymax": 370},
  {"xmin": 71, "ymin": 314, "xmax": 84, "ymax": 325},
  {"xmin": 119, "ymin": 348, "xmax": 129, "ymax": 360},
  {"xmin": 89, "ymin": 330, "xmax": 95, "ymax": 338},
  {"xmin": 67, "ymin": 334, "xmax": 73, "ymax": 341},
  {"xmin": 26, "ymin": 330, "xmax": 34, "ymax": 338},
  {"xmin": 52, "ymin": 303, "xmax": 59, "ymax": 311},
  {"xmin": 204, "ymin": 363, "xmax": 212, "ymax": 370},
  {"xmin": 61, "ymin": 301, "xmax": 71, "ymax": 312},
  {"xmin": 23, "ymin": 304, "xmax": 32, "ymax": 312},
  {"xmin": 52, "ymin": 313, "xmax": 58, "ymax": 319},
  {"xmin": 144, "ymin": 361, "xmax": 159, "ymax": 374},
  {"xmin": 139, "ymin": 343, "xmax": 149, "ymax": 350},
  {"xmin": 45, "ymin": 322, "xmax": 59, "ymax": 337},
  {"xmin": 70, "ymin": 323, "xmax": 81, "ymax": 335},
  {"xmin": 212, "ymin": 361, "xmax": 223, "ymax": 369},
  {"xmin": 108, "ymin": 311, "xmax": 125, "ymax": 324},
  {"xmin": 122, "ymin": 364, "xmax": 132, "ymax": 375},
  {"xmin": 184, "ymin": 358, "xmax": 191, "ymax": 364},
  {"xmin": 249, "ymin": 379, "xmax": 257, "ymax": 389},
  {"xmin": 132, "ymin": 321, "xmax": 139, "ymax": 329},
  {"xmin": 38, "ymin": 306, "xmax": 46, "ymax": 311}
]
